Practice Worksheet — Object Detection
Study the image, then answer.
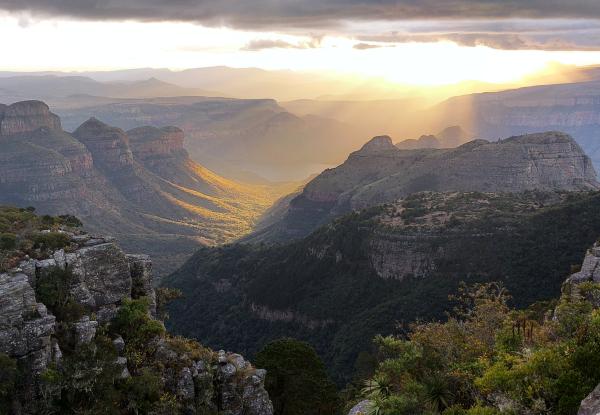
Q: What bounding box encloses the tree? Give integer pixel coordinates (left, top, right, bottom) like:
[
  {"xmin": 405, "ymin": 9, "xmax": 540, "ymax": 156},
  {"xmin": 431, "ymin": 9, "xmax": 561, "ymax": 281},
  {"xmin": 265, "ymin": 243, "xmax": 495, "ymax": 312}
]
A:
[{"xmin": 254, "ymin": 338, "xmax": 340, "ymax": 415}]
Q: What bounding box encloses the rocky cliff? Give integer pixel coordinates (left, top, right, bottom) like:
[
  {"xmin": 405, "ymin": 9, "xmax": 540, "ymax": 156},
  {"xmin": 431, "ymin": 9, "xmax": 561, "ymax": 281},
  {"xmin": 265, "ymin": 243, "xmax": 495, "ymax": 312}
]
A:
[
  {"xmin": 0, "ymin": 215, "xmax": 273, "ymax": 414},
  {"xmin": 0, "ymin": 100, "xmax": 281, "ymax": 275},
  {"xmin": 0, "ymin": 101, "xmax": 62, "ymax": 136},
  {"xmin": 431, "ymin": 80, "xmax": 600, "ymax": 170},
  {"xmin": 73, "ymin": 117, "xmax": 134, "ymax": 172},
  {"xmin": 127, "ymin": 126, "xmax": 186, "ymax": 164},
  {"xmin": 253, "ymin": 131, "xmax": 599, "ymax": 242}
]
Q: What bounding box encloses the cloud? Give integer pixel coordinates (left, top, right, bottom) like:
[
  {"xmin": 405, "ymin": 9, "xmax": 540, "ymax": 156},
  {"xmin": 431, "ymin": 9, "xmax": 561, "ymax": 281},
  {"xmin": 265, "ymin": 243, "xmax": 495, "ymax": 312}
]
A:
[
  {"xmin": 353, "ymin": 43, "xmax": 383, "ymax": 50},
  {"xmin": 359, "ymin": 31, "xmax": 600, "ymax": 51},
  {"xmin": 3, "ymin": 1, "xmax": 600, "ymax": 29},
  {"xmin": 241, "ymin": 37, "xmax": 321, "ymax": 51},
  {"xmin": 3, "ymin": 1, "xmax": 600, "ymax": 51}
]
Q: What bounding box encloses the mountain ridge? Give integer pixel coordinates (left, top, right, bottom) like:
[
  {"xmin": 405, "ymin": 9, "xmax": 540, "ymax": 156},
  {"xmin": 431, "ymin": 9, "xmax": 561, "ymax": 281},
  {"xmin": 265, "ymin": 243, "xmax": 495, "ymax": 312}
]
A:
[
  {"xmin": 250, "ymin": 131, "xmax": 599, "ymax": 243},
  {"xmin": 0, "ymin": 100, "xmax": 281, "ymax": 274}
]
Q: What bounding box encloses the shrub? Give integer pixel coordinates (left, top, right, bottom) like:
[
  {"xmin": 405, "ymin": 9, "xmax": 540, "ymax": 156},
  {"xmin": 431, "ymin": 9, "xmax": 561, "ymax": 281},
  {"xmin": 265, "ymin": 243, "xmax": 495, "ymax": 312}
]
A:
[
  {"xmin": 155, "ymin": 287, "xmax": 183, "ymax": 321},
  {"xmin": 0, "ymin": 233, "xmax": 17, "ymax": 250},
  {"xmin": 35, "ymin": 267, "xmax": 85, "ymax": 323},
  {"xmin": 111, "ymin": 298, "xmax": 165, "ymax": 373},
  {"xmin": 57, "ymin": 215, "xmax": 83, "ymax": 228},
  {"xmin": 32, "ymin": 232, "xmax": 70, "ymax": 251},
  {"xmin": 112, "ymin": 298, "xmax": 165, "ymax": 345}
]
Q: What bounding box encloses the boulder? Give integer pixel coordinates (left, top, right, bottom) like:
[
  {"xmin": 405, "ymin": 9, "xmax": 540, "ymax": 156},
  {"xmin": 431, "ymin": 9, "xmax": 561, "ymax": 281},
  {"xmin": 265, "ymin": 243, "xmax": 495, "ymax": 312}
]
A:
[
  {"xmin": 65, "ymin": 242, "xmax": 132, "ymax": 312},
  {"xmin": 72, "ymin": 316, "xmax": 98, "ymax": 345},
  {"xmin": 579, "ymin": 384, "xmax": 600, "ymax": 415},
  {"xmin": 348, "ymin": 400, "xmax": 374, "ymax": 415}
]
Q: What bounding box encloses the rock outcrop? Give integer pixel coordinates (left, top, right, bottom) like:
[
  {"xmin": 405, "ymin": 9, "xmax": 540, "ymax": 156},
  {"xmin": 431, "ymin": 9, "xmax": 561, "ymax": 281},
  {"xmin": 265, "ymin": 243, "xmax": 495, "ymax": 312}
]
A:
[
  {"xmin": 579, "ymin": 384, "xmax": 600, "ymax": 415},
  {"xmin": 73, "ymin": 117, "xmax": 134, "ymax": 172},
  {"xmin": 0, "ymin": 273, "xmax": 56, "ymax": 372},
  {"xmin": 348, "ymin": 400, "xmax": 373, "ymax": 415},
  {"xmin": 0, "ymin": 100, "xmax": 61, "ymax": 136},
  {"xmin": 555, "ymin": 241, "xmax": 600, "ymax": 415},
  {"xmin": 0, "ymin": 230, "xmax": 273, "ymax": 414},
  {"xmin": 127, "ymin": 126, "xmax": 186, "ymax": 164},
  {"xmin": 256, "ymin": 131, "xmax": 600, "ymax": 242}
]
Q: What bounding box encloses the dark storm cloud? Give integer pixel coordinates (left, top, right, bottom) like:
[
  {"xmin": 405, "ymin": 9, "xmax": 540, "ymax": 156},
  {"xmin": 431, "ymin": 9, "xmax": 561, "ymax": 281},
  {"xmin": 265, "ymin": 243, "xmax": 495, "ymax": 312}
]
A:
[{"xmin": 2, "ymin": 0, "xmax": 600, "ymax": 28}]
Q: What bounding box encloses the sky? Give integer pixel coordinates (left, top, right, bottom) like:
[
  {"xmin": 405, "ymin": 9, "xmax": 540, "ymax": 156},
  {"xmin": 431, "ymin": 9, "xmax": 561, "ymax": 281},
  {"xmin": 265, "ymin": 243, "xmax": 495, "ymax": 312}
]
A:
[{"xmin": 3, "ymin": 1, "xmax": 600, "ymax": 85}]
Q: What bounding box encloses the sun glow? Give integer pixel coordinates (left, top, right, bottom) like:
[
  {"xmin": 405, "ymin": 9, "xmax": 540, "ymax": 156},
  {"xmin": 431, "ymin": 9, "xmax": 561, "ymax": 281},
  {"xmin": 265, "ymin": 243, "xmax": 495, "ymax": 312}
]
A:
[{"xmin": 3, "ymin": 14, "xmax": 600, "ymax": 88}]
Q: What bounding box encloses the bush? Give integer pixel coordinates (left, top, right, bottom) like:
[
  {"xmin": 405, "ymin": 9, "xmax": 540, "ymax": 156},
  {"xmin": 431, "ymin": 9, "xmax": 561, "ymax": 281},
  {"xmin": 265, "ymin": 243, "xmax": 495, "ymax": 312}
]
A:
[
  {"xmin": 111, "ymin": 298, "xmax": 165, "ymax": 373},
  {"xmin": 0, "ymin": 233, "xmax": 17, "ymax": 250},
  {"xmin": 35, "ymin": 267, "xmax": 85, "ymax": 323},
  {"xmin": 57, "ymin": 215, "xmax": 83, "ymax": 228},
  {"xmin": 32, "ymin": 232, "xmax": 71, "ymax": 251},
  {"xmin": 112, "ymin": 298, "xmax": 165, "ymax": 344}
]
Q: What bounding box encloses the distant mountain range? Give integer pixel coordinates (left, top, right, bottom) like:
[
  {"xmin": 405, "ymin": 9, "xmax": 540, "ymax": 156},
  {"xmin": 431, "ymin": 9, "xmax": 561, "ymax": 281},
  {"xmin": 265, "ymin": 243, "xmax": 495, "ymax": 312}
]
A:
[
  {"xmin": 52, "ymin": 96, "xmax": 367, "ymax": 182},
  {"xmin": 0, "ymin": 67, "xmax": 515, "ymax": 102},
  {"xmin": 0, "ymin": 100, "xmax": 285, "ymax": 274},
  {"xmin": 249, "ymin": 132, "xmax": 599, "ymax": 242},
  {"xmin": 0, "ymin": 75, "xmax": 222, "ymax": 103},
  {"xmin": 428, "ymin": 80, "xmax": 600, "ymax": 169},
  {"xmin": 8, "ymin": 67, "xmax": 600, "ymax": 183}
]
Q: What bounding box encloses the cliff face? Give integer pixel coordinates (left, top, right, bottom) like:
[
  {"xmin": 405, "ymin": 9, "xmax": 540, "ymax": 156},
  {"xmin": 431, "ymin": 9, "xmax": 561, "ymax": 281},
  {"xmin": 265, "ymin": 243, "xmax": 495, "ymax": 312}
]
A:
[
  {"xmin": 0, "ymin": 228, "xmax": 273, "ymax": 414},
  {"xmin": 432, "ymin": 80, "xmax": 600, "ymax": 169},
  {"xmin": 255, "ymin": 132, "xmax": 599, "ymax": 243},
  {"xmin": 0, "ymin": 101, "xmax": 280, "ymax": 274},
  {"xmin": 73, "ymin": 117, "xmax": 134, "ymax": 172},
  {"xmin": 0, "ymin": 101, "xmax": 61, "ymax": 136},
  {"xmin": 127, "ymin": 126, "xmax": 186, "ymax": 164}
]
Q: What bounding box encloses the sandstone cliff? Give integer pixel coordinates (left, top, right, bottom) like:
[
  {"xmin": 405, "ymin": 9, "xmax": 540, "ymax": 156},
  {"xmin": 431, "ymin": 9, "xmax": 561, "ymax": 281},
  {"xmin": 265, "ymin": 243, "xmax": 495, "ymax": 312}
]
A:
[
  {"xmin": 431, "ymin": 80, "xmax": 600, "ymax": 169},
  {"xmin": 0, "ymin": 101, "xmax": 61, "ymax": 136},
  {"xmin": 0, "ymin": 224, "xmax": 273, "ymax": 414},
  {"xmin": 73, "ymin": 117, "xmax": 134, "ymax": 172},
  {"xmin": 254, "ymin": 131, "xmax": 599, "ymax": 242}
]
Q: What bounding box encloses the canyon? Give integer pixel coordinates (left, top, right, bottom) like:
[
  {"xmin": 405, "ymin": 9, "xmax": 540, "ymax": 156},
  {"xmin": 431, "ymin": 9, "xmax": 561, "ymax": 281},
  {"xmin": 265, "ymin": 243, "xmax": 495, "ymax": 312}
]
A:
[{"xmin": 0, "ymin": 100, "xmax": 281, "ymax": 275}]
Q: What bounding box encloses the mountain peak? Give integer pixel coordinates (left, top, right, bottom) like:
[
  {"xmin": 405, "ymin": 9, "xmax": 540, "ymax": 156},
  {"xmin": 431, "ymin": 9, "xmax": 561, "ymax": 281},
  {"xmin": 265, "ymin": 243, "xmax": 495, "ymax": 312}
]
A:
[
  {"xmin": 73, "ymin": 117, "xmax": 134, "ymax": 171},
  {"xmin": 0, "ymin": 100, "xmax": 62, "ymax": 136},
  {"xmin": 356, "ymin": 135, "xmax": 396, "ymax": 155}
]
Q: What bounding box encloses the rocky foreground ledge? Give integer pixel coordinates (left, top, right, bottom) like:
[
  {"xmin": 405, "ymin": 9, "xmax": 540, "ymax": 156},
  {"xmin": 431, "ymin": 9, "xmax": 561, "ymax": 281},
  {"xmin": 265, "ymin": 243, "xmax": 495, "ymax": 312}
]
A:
[{"xmin": 0, "ymin": 229, "xmax": 273, "ymax": 414}]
